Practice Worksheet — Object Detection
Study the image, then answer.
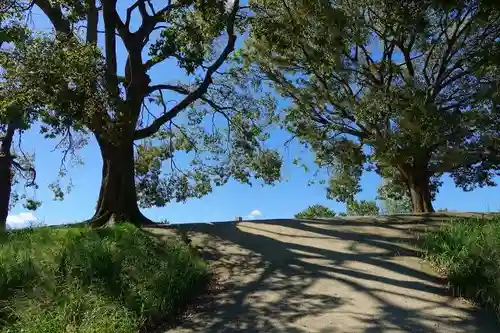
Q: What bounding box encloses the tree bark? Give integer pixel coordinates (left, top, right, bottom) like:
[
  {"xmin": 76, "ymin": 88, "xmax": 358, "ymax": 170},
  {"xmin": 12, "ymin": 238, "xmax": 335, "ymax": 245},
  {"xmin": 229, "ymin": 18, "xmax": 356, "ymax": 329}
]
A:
[
  {"xmin": 0, "ymin": 123, "xmax": 16, "ymax": 231},
  {"xmin": 407, "ymin": 169, "xmax": 435, "ymax": 213},
  {"xmin": 0, "ymin": 156, "xmax": 12, "ymax": 232},
  {"xmin": 88, "ymin": 135, "xmax": 154, "ymax": 227}
]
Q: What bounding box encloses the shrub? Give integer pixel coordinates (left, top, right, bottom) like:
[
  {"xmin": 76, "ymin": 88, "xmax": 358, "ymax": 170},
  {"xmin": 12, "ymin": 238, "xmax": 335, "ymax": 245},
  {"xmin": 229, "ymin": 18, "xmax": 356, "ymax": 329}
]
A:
[
  {"xmin": 422, "ymin": 216, "xmax": 500, "ymax": 318},
  {"xmin": 380, "ymin": 198, "xmax": 413, "ymax": 215},
  {"xmin": 346, "ymin": 199, "xmax": 380, "ymax": 216},
  {"xmin": 0, "ymin": 223, "xmax": 208, "ymax": 332},
  {"xmin": 295, "ymin": 205, "xmax": 336, "ymax": 219}
]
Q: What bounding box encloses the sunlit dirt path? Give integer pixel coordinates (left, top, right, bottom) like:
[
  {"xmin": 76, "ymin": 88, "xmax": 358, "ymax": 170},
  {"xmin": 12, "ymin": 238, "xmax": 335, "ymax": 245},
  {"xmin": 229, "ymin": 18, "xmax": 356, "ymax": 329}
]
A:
[{"xmin": 148, "ymin": 215, "xmax": 500, "ymax": 333}]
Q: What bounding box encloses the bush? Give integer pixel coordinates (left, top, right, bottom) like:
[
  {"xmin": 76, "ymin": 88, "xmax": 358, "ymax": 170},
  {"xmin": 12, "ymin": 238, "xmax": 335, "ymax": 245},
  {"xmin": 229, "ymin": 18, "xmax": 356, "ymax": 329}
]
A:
[
  {"xmin": 346, "ymin": 199, "xmax": 380, "ymax": 216},
  {"xmin": 0, "ymin": 223, "xmax": 208, "ymax": 332},
  {"xmin": 422, "ymin": 216, "xmax": 500, "ymax": 317},
  {"xmin": 380, "ymin": 198, "xmax": 413, "ymax": 215},
  {"xmin": 295, "ymin": 205, "xmax": 336, "ymax": 219}
]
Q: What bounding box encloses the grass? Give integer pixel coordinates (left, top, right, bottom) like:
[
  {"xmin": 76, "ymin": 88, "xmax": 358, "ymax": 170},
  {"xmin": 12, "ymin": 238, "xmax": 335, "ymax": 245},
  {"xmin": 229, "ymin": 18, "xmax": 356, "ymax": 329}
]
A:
[
  {"xmin": 422, "ymin": 215, "xmax": 500, "ymax": 318},
  {"xmin": 0, "ymin": 223, "xmax": 209, "ymax": 332}
]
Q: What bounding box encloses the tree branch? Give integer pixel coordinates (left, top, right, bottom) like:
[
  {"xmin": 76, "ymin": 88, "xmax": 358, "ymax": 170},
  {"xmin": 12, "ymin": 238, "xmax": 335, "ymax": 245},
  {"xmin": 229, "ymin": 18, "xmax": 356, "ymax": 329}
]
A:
[
  {"xmin": 33, "ymin": 0, "xmax": 71, "ymax": 34},
  {"xmin": 432, "ymin": 7, "xmax": 475, "ymax": 98},
  {"xmin": 400, "ymin": 34, "xmax": 416, "ymax": 78},
  {"xmin": 102, "ymin": 0, "xmax": 120, "ymax": 99},
  {"xmin": 135, "ymin": 0, "xmax": 180, "ymax": 45},
  {"xmin": 147, "ymin": 83, "xmax": 191, "ymax": 95},
  {"xmin": 134, "ymin": 0, "xmax": 240, "ymax": 140},
  {"xmin": 86, "ymin": 0, "xmax": 98, "ymax": 43}
]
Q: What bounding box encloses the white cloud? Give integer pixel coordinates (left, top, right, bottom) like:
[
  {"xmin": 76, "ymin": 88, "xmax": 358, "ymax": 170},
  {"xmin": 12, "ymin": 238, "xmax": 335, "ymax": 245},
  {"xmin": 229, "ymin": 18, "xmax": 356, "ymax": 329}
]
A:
[
  {"xmin": 7, "ymin": 212, "xmax": 37, "ymax": 228},
  {"xmin": 247, "ymin": 209, "xmax": 262, "ymax": 219}
]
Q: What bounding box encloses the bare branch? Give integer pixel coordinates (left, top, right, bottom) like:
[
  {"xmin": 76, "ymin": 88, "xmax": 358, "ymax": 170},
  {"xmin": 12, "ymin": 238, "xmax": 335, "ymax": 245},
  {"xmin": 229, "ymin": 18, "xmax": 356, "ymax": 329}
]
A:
[
  {"xmin": 13, "ymin": 131, "xmax": 37, "ymax": 187},
  {"xmin": 51, "ymin": 127, "xmax": 74, "ymax": 171},
  {"xmin": 125, "ymin": 0, "xmax": 140, "ymax": 27},
  {"xmin": 11, "ymin": 159, "xmax": 36, "ymax": 187}
]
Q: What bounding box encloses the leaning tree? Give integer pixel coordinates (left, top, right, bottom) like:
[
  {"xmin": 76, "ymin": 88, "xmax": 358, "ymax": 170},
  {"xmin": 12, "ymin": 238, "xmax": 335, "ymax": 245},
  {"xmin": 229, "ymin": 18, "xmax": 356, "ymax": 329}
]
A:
[
  {"xmin": 245, "ymin": 0, "xmax": 500, "ymax": 212},
  {"xmin": 18, "ymin": 0, "xmax": 281, "ymax": 226}
]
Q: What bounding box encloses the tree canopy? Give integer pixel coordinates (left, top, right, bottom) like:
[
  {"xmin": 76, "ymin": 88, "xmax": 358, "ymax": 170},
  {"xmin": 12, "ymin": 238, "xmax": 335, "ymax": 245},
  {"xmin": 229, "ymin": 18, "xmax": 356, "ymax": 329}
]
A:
[
  {"xmin": 244, "ymin": 0, "xmax": 500, "ymax": 213},
  {"xmin": 294, "ymin": 204, "xmax": 336, "ymax": 219},
  {"xmin": 0, "ymin": 1, "xmax": 40, "ymax": 230},
  {"xmin": 6, "ymin": 0, "xmax": 282, "ymax": 226}
]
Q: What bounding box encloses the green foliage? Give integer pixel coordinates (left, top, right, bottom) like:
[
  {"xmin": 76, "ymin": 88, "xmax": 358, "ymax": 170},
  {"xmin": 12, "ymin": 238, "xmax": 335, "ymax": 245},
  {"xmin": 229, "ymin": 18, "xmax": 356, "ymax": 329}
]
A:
[
  {"xmin": 346, "ymin": 200, "xmax": 380, "ymax": 216},
  {"xmin": 4, "ymin": 35, "xmax": 106, "ymax": 136},
  {"xmin": 295, "ymin": 204, "xmax": 336, "ymax": 219},
  {"xmin": 245, "ymin": 0, "xmax": 500, "ymax": 209},
  {"xmin": 149, "ymin": 0, "xmax": 235, "ymax": 74},
  {"xmin": 0, "ymin": 4, "xmax": 44, "ymax": 217},
  {"xmin": 0, "ymin": 224, "xmax": 208, "ymax": 332},
  {"xmin": 15, "ymin": 0, "xmax": 281, "ymax": 217},
  {"xmin": 380, "ymin": 198, "xmax": 413, "ymax": 215},
  {"xmin": 134, "ymin": 73, "xmax": 282, "ymax": 208},
  {"xmin": 1, "ymin": 20, "xmax": 92, "ymax": 214},
  {"xmin": 422, "ymin": 216, "xmax": 500, "ymax": 317},
  {"xmin": 377, "ymin": 177, "xmax": 413, "ymax": 215}
]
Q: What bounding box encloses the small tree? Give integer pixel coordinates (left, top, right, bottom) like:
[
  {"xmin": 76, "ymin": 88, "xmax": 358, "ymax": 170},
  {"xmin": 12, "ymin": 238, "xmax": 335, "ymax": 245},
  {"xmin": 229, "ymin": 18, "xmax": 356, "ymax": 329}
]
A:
[
  {"xmin": 295, "ymin": 204, "xmax": 336, "ymax": 219},
  {"xmin": 346, "ymin": 200, "xmax": 380, "ymax": 216}
]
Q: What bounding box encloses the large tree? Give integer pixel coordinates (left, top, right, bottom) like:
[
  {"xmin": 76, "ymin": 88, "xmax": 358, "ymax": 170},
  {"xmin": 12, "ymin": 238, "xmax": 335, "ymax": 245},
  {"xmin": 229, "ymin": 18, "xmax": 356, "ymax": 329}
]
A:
[
  {"xmin": 0, "ymin": 1, "xmax": 40, "ymax": 230},
  {"xmin": 14, "ymin": 0, "xmax": 281, "ymax": 226},
  {"xmin": 245, "ymin": 0, "xmax": 500, "ymax": 213},
  {"xmin": 0, "ymin": 21, "xmax": 87, "ymax": 230}
]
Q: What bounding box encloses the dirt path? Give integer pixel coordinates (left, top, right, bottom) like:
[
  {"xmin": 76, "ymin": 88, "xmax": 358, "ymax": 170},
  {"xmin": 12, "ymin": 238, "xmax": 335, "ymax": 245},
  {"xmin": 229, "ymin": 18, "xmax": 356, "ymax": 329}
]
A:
[{"xmin": 149, "ymin": 216, "xmax": 500, "ymax": 333}]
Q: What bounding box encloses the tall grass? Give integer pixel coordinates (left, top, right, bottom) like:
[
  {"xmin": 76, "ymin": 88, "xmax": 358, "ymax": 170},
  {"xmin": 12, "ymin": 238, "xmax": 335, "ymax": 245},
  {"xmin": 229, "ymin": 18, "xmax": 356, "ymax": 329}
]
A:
[
  {"xmin": 0, "ymin": 223, "xmax": 208, "ymax": 332},
  {"xmin": 422, "ymin": 216, "xmax": 500, "ymax": 317}
]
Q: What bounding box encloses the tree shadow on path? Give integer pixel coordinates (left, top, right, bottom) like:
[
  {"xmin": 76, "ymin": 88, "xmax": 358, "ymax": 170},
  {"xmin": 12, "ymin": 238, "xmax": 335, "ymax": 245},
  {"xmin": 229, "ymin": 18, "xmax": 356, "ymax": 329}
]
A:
[{"xmin": 151, "ymin": 217, "xmax": 500, "ymax": 333}]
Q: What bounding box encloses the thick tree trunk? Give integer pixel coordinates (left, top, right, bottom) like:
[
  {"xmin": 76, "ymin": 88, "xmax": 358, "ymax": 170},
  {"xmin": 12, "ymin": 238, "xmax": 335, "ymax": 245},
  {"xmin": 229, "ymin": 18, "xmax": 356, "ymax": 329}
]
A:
[
  {"xmin": 407, "ymin": 169, "xmax": 435, "ymax": 213},
  {"xmin": 88, "ymin": 136, "xmax": 154, "ymax": 227}
]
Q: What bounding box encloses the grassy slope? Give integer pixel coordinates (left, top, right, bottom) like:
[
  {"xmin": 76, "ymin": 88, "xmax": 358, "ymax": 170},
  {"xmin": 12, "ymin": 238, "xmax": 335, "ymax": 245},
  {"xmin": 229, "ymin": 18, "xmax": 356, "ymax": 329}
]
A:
[
  {"xmin": 0, "ymin": 224, "xmax": 208, "ymax": 333},
  {"xmin": 422, "ymin": 215, "xmax": 500, "ymax": 318}
]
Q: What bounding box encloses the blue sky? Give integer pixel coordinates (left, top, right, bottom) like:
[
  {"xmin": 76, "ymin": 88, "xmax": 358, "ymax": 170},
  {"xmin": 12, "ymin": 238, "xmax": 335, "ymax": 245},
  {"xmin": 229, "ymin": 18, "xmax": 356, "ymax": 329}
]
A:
[{"xmin": 6, "ymin": 1, "xmax": 500, "ymax": 227}]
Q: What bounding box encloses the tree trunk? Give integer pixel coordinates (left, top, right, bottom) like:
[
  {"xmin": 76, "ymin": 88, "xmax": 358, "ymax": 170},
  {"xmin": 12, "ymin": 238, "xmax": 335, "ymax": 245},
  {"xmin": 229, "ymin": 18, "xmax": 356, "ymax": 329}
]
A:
[
  {"xmin": 88, "ymin": 136, "xmax": 154, "ymax": 227},
  {"xmin": 0, "ymin": 124, "xmax": 16, "ymax": 232},
  {"xmin": 0, "ymin": 156, "xmax": 11, "ymax": 232},
  {"xmin": 407, "ymin": 169, "xmax": 435, "ymax": 213}
]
